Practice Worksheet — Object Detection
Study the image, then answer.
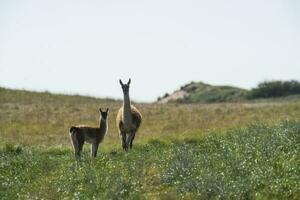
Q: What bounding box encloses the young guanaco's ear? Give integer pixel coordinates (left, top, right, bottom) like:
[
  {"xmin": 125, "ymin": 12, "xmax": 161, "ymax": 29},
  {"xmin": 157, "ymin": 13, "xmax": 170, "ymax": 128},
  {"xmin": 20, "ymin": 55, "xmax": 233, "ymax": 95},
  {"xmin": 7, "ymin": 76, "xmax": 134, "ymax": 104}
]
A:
[
  {"xmin": 119, "ymin": 79, "xmax": 123, "ymax": 86},
  {"xmin": 127, "ymin": 78, "xmax": 131, "ymax": 85},
  {"xmin": 99, "ymin": 108, "xmax": 103, "ymax": 113},
  {"xmin": 106, "ymin": 108, "xmax": 109, "ymax": 112}
]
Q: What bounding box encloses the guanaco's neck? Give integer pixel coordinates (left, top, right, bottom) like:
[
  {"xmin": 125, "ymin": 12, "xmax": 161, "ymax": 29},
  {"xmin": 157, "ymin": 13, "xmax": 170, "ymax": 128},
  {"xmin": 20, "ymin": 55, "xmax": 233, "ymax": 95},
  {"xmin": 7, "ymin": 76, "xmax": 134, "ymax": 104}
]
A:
[
  {"xmin": 99, "ymin": 117, "xmax": 107, "ymax": 134},
  {"xmin": 123, "ymin": 92, "xmax": 132, "ymax": 127}
]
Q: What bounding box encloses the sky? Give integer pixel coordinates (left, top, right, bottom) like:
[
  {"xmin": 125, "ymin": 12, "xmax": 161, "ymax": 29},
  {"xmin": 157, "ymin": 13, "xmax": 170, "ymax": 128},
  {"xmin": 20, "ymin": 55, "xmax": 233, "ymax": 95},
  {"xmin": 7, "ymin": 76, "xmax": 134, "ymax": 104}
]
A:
[{"xmin": 0, "ymin": 0, "xmax": 299, "ymax": 102}]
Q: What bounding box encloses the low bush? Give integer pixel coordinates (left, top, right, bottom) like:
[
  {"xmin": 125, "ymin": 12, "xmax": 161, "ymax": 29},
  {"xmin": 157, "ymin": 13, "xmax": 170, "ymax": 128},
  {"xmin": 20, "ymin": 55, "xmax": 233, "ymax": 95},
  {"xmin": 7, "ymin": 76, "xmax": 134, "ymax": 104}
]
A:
[{"xmin": 248, "ymin": 80, "xmax": 300, "ymax": 99}]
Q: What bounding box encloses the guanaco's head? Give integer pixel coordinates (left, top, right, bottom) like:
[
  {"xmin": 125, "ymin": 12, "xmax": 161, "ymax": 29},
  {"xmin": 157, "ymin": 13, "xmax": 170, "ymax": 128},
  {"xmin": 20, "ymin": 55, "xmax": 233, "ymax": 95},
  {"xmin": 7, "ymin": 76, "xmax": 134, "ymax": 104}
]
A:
[
  {"xmin": 119, "ymin": 78, "xmax": 131, "ymax": 95},
  {"xmin": 99, "ymin": 108, "xmax": 109, "ymax": 120}
]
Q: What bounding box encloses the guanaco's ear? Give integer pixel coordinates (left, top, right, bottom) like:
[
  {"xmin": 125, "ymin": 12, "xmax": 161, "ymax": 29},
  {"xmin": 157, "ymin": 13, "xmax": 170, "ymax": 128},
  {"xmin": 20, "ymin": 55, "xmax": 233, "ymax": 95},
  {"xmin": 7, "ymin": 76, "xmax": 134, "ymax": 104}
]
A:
[
  {"xmin": 119, "ymin": 79, "xmax": 123, "ymax": 86},
  {"xmin": 106, "ymin": 108, "xmax": 109, "ymax": 112},
  {"xmin": 99, "ymin": 108, "xmax": 103, "ymax": 113},
  {"xmin": 127, "ymin": 78, "xmax": 131, "ymax": 85}
]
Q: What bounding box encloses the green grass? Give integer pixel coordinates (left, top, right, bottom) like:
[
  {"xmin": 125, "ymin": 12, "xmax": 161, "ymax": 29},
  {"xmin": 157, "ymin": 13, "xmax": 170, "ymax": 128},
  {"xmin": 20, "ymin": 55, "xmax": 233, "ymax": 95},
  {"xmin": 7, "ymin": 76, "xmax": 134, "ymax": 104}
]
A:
[
  {"xmin": 186, "ymin": 83, "xmax": 248, "ymax": 103},
  {"xmin": 1, "ymin": 122, "xmax": 299, "ymax": 199}
]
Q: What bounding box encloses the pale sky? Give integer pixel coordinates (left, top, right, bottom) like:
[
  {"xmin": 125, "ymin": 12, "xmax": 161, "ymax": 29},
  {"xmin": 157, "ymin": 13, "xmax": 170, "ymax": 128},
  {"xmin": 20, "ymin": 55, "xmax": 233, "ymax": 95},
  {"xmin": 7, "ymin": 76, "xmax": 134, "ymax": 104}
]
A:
[{"xmin": 0, "ymin": 0, "xmax": 299, "ymax": 102}]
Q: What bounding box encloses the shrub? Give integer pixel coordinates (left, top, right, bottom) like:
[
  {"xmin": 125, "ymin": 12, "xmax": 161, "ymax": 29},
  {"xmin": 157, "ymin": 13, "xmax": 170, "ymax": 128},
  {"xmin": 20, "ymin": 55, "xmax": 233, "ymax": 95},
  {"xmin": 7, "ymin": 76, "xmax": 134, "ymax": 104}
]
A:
[
  {"xmin": 248, "ymin": 80, "xmax": 300, "ymax": 99},
  {"xmin": 163, "ymin": 93, "xmax": 170, "ymax": 98}
]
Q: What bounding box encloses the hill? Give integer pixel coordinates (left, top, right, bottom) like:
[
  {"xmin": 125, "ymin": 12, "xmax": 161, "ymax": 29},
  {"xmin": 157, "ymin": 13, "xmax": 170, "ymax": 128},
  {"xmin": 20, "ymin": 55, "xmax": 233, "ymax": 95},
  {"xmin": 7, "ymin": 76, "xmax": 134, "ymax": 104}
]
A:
[
  {"xmin": 157, "ymin": 81, "xmax": 248, "ymax": 103},
  {"xmin": 157, "ymin": 80, "xmax": 300, "ymax": 103}
]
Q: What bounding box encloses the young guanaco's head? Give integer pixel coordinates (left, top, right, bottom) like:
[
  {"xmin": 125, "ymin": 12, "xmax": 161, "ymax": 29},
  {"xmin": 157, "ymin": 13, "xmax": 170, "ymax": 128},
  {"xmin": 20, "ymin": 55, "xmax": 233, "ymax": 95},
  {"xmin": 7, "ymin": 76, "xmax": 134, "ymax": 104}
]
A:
[
  {"xmin": 99, "ymin": 108, "xmax": 109, "ymax": 120},
  {"xmin": 119, "ymin": 78, "xmax": 131, "ymax": 95}
]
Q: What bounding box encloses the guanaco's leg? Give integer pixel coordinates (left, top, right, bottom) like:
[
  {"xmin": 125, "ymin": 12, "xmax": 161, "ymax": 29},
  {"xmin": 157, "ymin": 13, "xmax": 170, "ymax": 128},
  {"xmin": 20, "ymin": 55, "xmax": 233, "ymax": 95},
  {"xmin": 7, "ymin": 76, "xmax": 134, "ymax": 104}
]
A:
[
  {"xmin": 77, "ymin": 140, "xmax": 84, "ymax": 159},
  {"xmin": 91, "ymin": 142, "xmax": 99, "ymax": 157},
  {"xmin": 126, "ymin": 132, "xmax": 135, "ymax": 150},
  {"xmin": 129, "ymin": 131, "xmax": 136, "ymax": 149},
  {"xmin": 70, "ymin": 133, "xmax": 80, "ymax": 160},
  {"xmin": 72, "ymin": 138, "xmax": 83, "ymax": 160},
  {"xmin": 121, "ymin": 132, "xmax": 127, "ymax": 151}
]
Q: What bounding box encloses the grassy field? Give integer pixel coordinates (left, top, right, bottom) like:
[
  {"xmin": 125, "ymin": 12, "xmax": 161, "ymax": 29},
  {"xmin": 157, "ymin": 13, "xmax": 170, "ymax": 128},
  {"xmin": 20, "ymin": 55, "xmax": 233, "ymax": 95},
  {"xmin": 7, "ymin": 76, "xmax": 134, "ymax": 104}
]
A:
[{"xmin": 0, "ymin": 87, "xmax": 300, "ymax": 199}]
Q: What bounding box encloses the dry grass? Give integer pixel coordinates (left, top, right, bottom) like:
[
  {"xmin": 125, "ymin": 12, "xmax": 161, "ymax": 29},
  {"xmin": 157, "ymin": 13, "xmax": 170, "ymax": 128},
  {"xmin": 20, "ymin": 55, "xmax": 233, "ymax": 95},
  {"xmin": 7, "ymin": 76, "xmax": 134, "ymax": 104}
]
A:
[{"xmin": 0, "ymin": 87, "xmax": 299, "ymax": 149}]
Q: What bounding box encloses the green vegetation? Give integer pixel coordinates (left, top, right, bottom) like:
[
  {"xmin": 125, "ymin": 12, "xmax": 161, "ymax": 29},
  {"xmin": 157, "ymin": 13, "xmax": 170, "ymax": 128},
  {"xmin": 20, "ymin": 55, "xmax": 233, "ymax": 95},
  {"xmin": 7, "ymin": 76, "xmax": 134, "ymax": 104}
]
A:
[
  {"xmin": 0, "ymin": 87, "xmax": 300, "ymax": 199},
  {"xmin": 1, "ymin": 122, "xmax": 299, "ymax": 199},
  {"xmin": 248, "ymin": 80, "xmax": 300, "ymax": 99},
  {"xmin": 158, "ymin": 82, "xmax": 247, "ymax": 103},
  {"xmin": 184, "ymin": 82, "xmax": 247, "ymax": 103},
  {"xmin": 158, "ymin": 80, "xmax": 300, "ymax": 103}
]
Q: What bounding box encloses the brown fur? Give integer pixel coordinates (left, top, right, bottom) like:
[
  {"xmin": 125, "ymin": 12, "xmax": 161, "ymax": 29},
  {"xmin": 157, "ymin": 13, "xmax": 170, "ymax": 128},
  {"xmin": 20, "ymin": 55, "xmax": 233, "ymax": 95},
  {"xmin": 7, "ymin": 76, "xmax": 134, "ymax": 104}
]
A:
[
  {"xmin": 70, "ymin": 110, "xmax": 108, "ymax": 160},
  {"xmin": 116, "ymin": 105, "xmax": 142, "ymax": 150},
  {"xmin": 116, "ymin": 105, "xmax": 142, "ymax": 132},
  {"xmin": 117, "ymin": 78, "xmax": 142, "ymax": 151},
  {"xmin": 70, "ymin": 126, "xmax": 107, "ymax": 145}
]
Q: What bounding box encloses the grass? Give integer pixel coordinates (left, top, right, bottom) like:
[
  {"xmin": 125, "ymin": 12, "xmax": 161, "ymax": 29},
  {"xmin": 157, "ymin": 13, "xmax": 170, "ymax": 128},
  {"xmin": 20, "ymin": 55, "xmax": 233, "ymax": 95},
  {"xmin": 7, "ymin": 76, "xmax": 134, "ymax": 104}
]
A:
[
  {"xmin": 161, "ymin": 122, "xmax": 300, "ymax": 199},
  {"xmin": 186, "ymin": 83, "xmax": 248, "ymax": 103},
  {"xmin": 0, "ymin": 87, "xmax": 300, "ymax": 199},
  {"xmin": 1, "ymin": 122, "xmax": 299, "ymax": 199}
]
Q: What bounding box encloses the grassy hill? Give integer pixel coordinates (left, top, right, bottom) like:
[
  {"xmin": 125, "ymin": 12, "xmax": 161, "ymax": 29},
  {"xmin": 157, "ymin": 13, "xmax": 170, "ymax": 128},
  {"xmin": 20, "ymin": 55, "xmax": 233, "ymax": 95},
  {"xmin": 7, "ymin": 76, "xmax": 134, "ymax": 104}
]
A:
[
  {"xmin": 0, "ymin": 87, "xmax": 300, "ymax": 199},
  {"xmin": 157, "ymin": 81, "xmax": 248, "ymax": 103},
  {"xmin": 157, "ymin": 80, "xmax": 300, "ymax": 103}
]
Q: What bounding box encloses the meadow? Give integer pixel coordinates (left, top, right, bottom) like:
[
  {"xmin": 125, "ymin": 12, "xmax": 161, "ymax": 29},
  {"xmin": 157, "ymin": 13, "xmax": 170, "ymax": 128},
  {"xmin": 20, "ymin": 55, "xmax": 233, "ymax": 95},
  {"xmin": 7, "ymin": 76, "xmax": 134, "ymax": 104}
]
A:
[{"xmin": 0, "ymin": 87, "xmax": 300, "ymax": 199}]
